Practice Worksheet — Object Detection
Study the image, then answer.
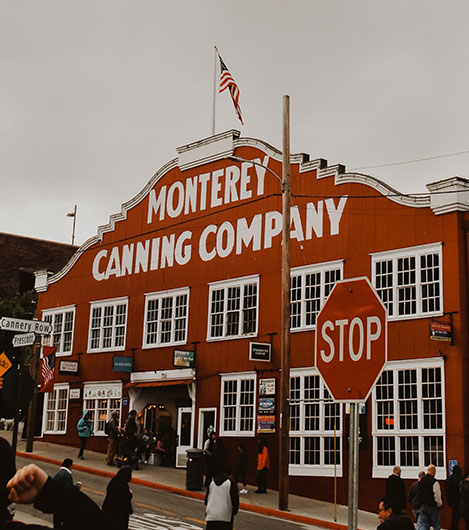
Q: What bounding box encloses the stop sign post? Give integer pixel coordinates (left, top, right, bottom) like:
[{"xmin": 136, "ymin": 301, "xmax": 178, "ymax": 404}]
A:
[{"xmin": 315, "ymin": 277, "xmax": 387, "ymax": 530}]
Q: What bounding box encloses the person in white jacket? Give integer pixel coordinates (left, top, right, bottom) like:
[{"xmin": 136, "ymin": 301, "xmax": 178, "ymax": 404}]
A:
[{"xmin": 204, "ymin": 468, "xmax": 239, "ymax": 530}]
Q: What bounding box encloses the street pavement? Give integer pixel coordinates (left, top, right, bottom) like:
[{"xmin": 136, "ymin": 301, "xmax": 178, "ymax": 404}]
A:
[{"xmin": 2, "ymin": 429, "xmax": 378, "ymax": 530}]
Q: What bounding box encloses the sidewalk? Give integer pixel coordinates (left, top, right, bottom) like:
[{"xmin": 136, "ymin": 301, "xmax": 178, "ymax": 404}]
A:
[{"xmin": 3, "ymin": 431, "xmax": 378, "ymax": 530}]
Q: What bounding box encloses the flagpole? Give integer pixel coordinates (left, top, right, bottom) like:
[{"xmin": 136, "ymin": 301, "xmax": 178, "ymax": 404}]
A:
[{"xmin": 212, "ymin": 46, "xmax": 218, "ymax": 136}]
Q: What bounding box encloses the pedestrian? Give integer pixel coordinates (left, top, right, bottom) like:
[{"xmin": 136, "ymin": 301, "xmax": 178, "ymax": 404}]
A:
[
  {"xmin": 205, "ymin": 467, "xmax": 239, "ymax": 530},
  {"xmin": 76, "ymin": 410, "xmax": 93, "ymax": 460},
  {"xmin": 234, "ymin": 443, "xmax": 248, "ymax": 494},
  {"xmin": 408, "ymin": 470, "xmax": 425, "ymax": 521},
  {"xmin": 445, "ymin": 464, "xmax": 463, "ymax": 530},
  {"xmin": 255, "ymin": 437, "xmax": 270, "ymax": 494},
  {"xmin": 6, "ymin": 462, "xmax": 109, "ymax": 530},
  {"xmin": 213, "ymin": 436, "xmax": 228, "ymax": 478},
  {"xmin": 105, "ymin": 411, "xmax": 120, "ymax": 466},
  {"xmin": 52, "ymin": 458, "xmax": 81, "ymax": 529},
  {"xmin": 204, "ymin": 429, "xmax": 217, "ymax": 488},
  {"xmin": 377, "ymin": 497, "xmax": 414, "ymax": 529},
  {"xmin": 459, "ymin": 472, "xmax": 469, "ymax": 529},
  {"xmin": 0, "ymin": 437, "xmax": 16, "ymax": 525},
  {"xmin": 102, "ymin": 466, "xmax": 133, "ymax": 530},
  {"xmin": 385, "ymin": 465, "xmax": 407, "ymax": 514},
  {"xmin": 417, "ymin": 464, "xmax": 443, "ymax": 530},
  {"xmin": 123, "ymin": 410, "xmax": 139, "ymax": 469}
]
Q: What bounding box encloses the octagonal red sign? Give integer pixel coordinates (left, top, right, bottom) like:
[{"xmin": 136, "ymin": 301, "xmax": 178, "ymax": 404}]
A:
[{"xmin": 315, "ymin": 277, "xmax": 387, "ymax": 402}]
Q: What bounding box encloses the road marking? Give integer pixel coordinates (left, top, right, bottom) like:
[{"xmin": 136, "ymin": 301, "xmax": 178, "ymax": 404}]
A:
[{"xmin": 129, "ymin": 513, "xmax": 202, "ymax": 529}]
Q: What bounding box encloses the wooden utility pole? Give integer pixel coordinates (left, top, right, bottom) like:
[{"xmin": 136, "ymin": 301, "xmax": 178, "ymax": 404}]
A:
[{"xmin": 278, "ymin": 94, "xmax": 291, "ymax": 511}]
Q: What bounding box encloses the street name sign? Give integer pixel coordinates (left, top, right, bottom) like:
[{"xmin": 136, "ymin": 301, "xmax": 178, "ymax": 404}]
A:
[
  {"xmin": 0, "ymin": 317, "xmax": 52, "ymax": 335},
  {"xmin": 315, "ymin": 277, "xmax": 387, "ymax": 403},
  {"xmin": 12, "ymin": 333, "xmax": 36, "ymax": 348}
]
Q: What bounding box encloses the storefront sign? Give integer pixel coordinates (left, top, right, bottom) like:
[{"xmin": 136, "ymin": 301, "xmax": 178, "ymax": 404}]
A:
[
  {"xmin": 59, "ymin": 360, "xmax": 79, "ymax": 374},
  {"xmin": 173, "ymin": 349, "xmax": 195, "ymax": 368},
  {"xmin": 259, "ymin": 377, "xmax": 276, "ymax": 396},
  {"xmin": 84, "ymin": 383, "xmax": 122, "ymax": 399},
  {"xmin": 258, "ymin": 397, "xmax": 275, "ymax": 414},
  {"xmin": 430, "ymin": 321, "xmax": 452, "ymax": 342},
  {"xmin": 249, "ymin": 342, "xmax": 271, "ymax": 362},
  {"xmin": 257, "ymin": 415, "xmax": 276, "ymax": 433},
  {"xmin": 113, "ymin": 356, "xmax": 133, "ymax": 372},
  {"xmin": 70, "ymin": 388, "xmax": 81, "ymax": 400}
]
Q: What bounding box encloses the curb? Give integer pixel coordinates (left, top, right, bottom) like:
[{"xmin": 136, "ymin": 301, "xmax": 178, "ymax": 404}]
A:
[{"xmin": 16, "ymin": 451, "xmax": 349, "ymax": 530}]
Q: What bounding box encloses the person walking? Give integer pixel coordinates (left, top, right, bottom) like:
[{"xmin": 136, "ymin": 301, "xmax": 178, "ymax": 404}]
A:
[
  {"xmin": 385, "ymin": 465, "xmax": 407, "ymax": 514},
  {"xmin": 0, "ymin": 437, "xmax": 16, "ymax": 525},
  {"xmin": 255, "ymin": 437, "xmax": 270, "ymax": 494},
  {"xmin": 123, "ymin": 410, "xmax": 139, "ymax": 469},
  {"xmin": 52, "ymin": 458, "xmax": 81, "ymax": 529},
  {"xmin": 204, "ymin": 468, "xmax": 239, "ymax": 530},
  {"xmin": 445, "ymin": 464, "xmax": 463, "ymax": 530},
  {"xmin": 102, "ymin": 466, "xmax": 133, "ymax": 530},
  {"xmin": 76, "ymin": 410, "xmax": 93, "ymax": 460},
  {"xmin": 377, "ymin": 497, "xmax": 414, "ymax": 529},
  {"xmin": 408, "ymin": 470, "xmax": 425, "ymax": 521},
  {"xmin": 105, "ymin": 411, "xmax": 120, "ymax": 466},
  {"xmin": 417, "ymin": 464, "xmax": 443, "ymax": 530},
  {"xmin": 234, "ymin": 443, "xmax": 248, "ymax": 494},
  {"xmin": 459, "ymin": 473, "xmax": 469, "ymax": 529}
]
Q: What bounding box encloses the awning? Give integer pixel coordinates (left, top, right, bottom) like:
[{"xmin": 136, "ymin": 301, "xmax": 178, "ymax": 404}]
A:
[{"xmin": 125, "ymin": 379, "xmax": 194, "ymax": 389}]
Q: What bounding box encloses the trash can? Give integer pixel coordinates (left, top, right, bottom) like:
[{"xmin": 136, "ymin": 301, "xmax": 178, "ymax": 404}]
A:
[{"xmin": 186, "ymin": 448, "xmax": 205, "ymax": 491}]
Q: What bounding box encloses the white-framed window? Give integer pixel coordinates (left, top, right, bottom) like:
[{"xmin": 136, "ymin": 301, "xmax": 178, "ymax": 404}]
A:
[
  {"xmin": 371, "ymin": 243, "xmax": 442, "ymax": 320},
  {"xmin": 372, "ymin": 358, "xmax": 446, "ymax": 479},
  {"xmin": 208, "ymin": 275, "xmax": 259, "ymax": 340},
  {"xmin": 289, "ymin": 368, "xmax": 342, "ymax": 476},
  {"xmin": 290, "ymin": 261, "xmax": 343, "ymax": 330},
  {"xmin": 88, "ymin": 297, "xmax": 128, "ymax": 352},
  {"xmin": 42, "ymin": 306, "xmax": 75, "ymax": 356},
  {"xmin": 143, "ymin": 287, "xmax": 189, "ymax": 348},
  {"xmin": 83, "ymin": 382, "xmax": 122, "ymax": 435},
  {"xmin": 44, "ymin": 384, "xmax": 69, "ymax": 434},
  {"xmin": 220, "ymin": 372, "xmax": 256, "ymax": 436}
]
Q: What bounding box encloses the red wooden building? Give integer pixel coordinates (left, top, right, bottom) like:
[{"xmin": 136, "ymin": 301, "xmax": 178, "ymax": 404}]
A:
[{"xmin": 35, "ymin": 130, "xmax": 469, "ymax": 518}]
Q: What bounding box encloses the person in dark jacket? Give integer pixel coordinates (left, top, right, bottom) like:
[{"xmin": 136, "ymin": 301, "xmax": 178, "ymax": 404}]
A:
[
  {"xmin": 408, "ymin": 470, "xmax": 425, "ymax": 520},
  {"xmin": 417, "ymin": 464, "xmax": 443, "ymax": 530},
  {"xmin": 459, "ymin": 473, "xmax": 469, "ymax": 529},
  {"xmin": 205, "ymin": 468, "xmax": 239, "ymax": 529},
  {"xmin": 0, "ymin": 436, "xmax": 16, "ymax": 524},
  {"xmin": 234, "ymin": 443, "xmax": 248, "ymax": 494},
  {"xmin": 102, "ymin": 465, "xmax": 133, "ymax": 530},
  {"xmin": 385, "ymin": 466, "xmax": 407, "ymax": 514},
  {"xmin": 5, "ymin": 462, "xmax": 109, "ymax": 530},
  {"xmin": 52, "ymin": 459, "xmax": 80, "ymax": 529},
  {"xmin": 445, "ymin": 464, "xmax": 463, "ymax": 530},
  {"xmin": 377, "ymin": 497, "xmax": 414, "ymax": 529},
  {"xmin": 76, "ymin": 410, "xmax": 93, "ymax": 460}
]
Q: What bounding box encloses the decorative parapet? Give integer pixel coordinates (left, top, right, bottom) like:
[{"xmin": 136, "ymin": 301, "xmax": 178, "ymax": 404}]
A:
[{"xmin": 427, "ymin": 177, "xmax": 469, "ymax": 215}]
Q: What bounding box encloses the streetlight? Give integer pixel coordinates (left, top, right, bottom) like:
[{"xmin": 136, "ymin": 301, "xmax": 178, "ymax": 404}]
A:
[{"xmin": 230, "ymin": 95, "xmax": 291, "ymax": 511}]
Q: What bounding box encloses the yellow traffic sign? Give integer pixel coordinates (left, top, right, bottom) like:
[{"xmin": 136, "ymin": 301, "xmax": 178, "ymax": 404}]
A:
[
  {"xmin": 0, "ymin": 378, "xmax": 3, "ymax": 389},
  {"xmin": 0, "ymin": 352, "xmax": 12, "ymax": 377}
]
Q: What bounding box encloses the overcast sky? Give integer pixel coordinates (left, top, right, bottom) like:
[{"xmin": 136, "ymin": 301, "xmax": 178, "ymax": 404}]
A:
[{"xmin": 1, "ymin": 1, "xmax": 469, "ymax": 246}]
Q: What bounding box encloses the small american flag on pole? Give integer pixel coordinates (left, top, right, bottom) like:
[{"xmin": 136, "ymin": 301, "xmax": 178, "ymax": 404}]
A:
[
  {"xmin": 40, "ymin": 346, "xmax": 56, "ymax": 393},
  {"xmin": 218, "ymin": 52, "xmax": 244, "ymax": 125}
]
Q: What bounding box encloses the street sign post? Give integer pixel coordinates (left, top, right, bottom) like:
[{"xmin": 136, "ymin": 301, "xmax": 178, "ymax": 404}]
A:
[
  {"xmin": 12, "ymin": 333, "xmax": 36, "ymax": 348},
  {"xmin": 0, "ymin": 317, "xmax": 51, "ymax": 335},
  {"xmin": 315, "ymin": 277, "xmax": 387, "ymax": 530}
]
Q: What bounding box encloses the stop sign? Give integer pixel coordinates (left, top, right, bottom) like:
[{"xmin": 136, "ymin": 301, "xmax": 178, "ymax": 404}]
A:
[{"xmin": 315, "ymin": 277, "xmax": 387, "ymax": 402}]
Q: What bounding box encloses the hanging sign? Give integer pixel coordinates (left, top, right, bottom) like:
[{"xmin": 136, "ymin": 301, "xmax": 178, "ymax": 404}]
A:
[
  {"xmin": 173, "ymin": 350, "xmax": 195, "ymax": 368},
  {"xmin": 430, "ymin": 321, "xmax": 452, "ymax": 342},
  {"xmin": 249, "ymin": 342, "xmax": 271, "ymax": 362}
]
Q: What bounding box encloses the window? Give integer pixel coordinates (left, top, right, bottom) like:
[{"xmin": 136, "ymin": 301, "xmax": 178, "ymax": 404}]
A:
[
  {"xmin": 44, "ymin": 384, "xmax": 69, "ymax": 434},
  {"xmin": 372, "ymin": 243, "xmax": 442, "ymax": 320},
  {"xmin": 42, "ymin": 306, "xmax": 75, "ymax": 356},
  {"xmin": 88, "ymin": 298, "xmax": 128, "ymax": 352},
  {"xmin": 143, "ymin": 288, "xmax": 189, "ymax": 348},
  {"xmin": 289, "ymin": 369, "xmax": 342, "ymax": 476},
  {"xmin": 290, "ymin": 261, "xmax": 343, "ymax": 330},
  {"xmin": 208, "ymin": 276, "xmax": 259, "ymax": 340},
  {"xmin": 83, "ymin": 383, "xmax": 122, "ymax": 435},
  {"xmin": 220, "ymin": 373, "xmax": 256, "ymax": 436},
  {"xmin": 372, "ymin": 359, "xmax": 445, "ymax": 478}
]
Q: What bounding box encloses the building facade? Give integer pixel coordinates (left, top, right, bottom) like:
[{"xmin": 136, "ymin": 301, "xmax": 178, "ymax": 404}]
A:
[{"xmin": 35, "ymin": 130, "xmax": 469, "ymax": 517}]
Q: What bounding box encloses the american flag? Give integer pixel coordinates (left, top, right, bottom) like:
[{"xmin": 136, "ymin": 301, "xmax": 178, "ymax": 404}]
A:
[
  {"xmin": 40, "ymin": 346, "xmax": 56, "ymax": 393},
  {"xmin": 218, "ymin": 53, "xmax": 244, "ymax": 125}
]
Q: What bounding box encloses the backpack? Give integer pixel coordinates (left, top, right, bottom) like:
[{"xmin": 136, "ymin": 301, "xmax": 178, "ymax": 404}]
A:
[{"xmin": 104, "ymin": 420, "xmax": 111, "ymax": 435}]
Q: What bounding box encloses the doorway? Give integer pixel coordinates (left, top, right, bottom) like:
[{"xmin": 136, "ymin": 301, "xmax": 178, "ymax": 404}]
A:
[
  {"xmin": 198, "ymin": 407, "xmax": 217, "ymax": 449},
  {"xmin": 176, "ymin": 407, "xmax": 192, "ymax": 468}
]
